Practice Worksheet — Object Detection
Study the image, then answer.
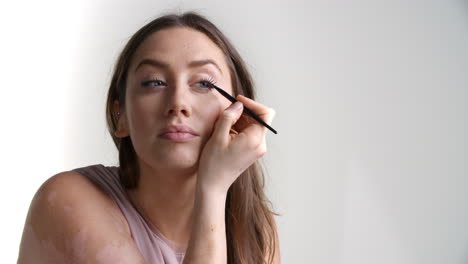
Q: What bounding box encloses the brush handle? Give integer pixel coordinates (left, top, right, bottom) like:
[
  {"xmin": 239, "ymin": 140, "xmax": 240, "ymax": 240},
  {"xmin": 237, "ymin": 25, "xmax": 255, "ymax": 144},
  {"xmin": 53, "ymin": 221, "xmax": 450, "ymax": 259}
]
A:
[
  {"xmin": 241, "ymin": 105, "xmax": 278, "ymax": 134},
  {"xmin": 213, "ymin": 86, "xmax": 277, "ymax": 134}
]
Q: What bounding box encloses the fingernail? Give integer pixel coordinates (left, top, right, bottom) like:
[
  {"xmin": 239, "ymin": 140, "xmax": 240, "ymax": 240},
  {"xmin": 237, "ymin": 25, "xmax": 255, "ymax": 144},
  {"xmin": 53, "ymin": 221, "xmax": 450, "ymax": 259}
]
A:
[{"xmin": 233, "ymin": 101, "xmax": 243, "ymax": 110}]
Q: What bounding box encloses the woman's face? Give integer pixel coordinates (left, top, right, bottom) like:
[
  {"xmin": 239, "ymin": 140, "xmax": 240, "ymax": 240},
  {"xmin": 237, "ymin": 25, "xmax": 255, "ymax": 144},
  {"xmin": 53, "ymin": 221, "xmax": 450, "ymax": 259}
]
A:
[{"xmin": 115, "ymin": 27, "xmax": 233, "ymax": 172}]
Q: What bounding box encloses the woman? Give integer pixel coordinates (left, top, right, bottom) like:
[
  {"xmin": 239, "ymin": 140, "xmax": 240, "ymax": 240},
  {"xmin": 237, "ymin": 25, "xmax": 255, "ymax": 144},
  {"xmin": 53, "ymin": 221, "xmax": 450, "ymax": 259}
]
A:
[{"xmin": 18, "ymin": 11, "xmax": 279, "ymax": 264}]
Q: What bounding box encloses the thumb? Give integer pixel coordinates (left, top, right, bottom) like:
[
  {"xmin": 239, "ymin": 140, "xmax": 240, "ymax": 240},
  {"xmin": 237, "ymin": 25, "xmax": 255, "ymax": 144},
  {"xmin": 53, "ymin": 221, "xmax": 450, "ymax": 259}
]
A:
[{"xmin": 213, "ymin": 101, "xmax": 244, "ymax": 142}]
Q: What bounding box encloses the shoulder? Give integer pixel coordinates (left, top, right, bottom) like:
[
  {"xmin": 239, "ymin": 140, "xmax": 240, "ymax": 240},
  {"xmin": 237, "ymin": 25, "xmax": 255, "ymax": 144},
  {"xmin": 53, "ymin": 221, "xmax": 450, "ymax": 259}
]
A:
[
  {"xmin": 18, "ymin": 170, "xmax": 144, "ymax": 264},
  {"xmin": 37, "ymin": 170, "xmax": 130, "ymax": 234}
]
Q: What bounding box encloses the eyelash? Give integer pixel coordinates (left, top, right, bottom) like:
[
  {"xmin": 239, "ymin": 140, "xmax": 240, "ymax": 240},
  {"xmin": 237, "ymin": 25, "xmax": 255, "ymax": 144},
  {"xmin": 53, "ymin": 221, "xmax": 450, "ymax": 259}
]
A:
[
  {"xmin": 199, "ymin": 77, "xmax": 217, "ymax": 88},
  {"xmin": 140, "ymin": 77, "xmax": 217, "ymax": 89}
]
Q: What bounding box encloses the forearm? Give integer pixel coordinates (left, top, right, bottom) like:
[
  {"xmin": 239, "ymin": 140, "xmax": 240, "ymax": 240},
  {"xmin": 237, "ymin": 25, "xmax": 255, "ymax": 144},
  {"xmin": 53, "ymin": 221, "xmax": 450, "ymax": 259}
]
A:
[{"xmin": 183, "ymin": 185, "xmax": 227, "ymax": 264}]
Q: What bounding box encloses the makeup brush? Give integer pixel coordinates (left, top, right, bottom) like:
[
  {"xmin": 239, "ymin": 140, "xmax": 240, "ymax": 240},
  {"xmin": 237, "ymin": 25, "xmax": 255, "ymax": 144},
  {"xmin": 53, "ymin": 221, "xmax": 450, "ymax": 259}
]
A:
[{"xmin": 210, "ymin": 84, "xmax": 277, "ymax": 134}]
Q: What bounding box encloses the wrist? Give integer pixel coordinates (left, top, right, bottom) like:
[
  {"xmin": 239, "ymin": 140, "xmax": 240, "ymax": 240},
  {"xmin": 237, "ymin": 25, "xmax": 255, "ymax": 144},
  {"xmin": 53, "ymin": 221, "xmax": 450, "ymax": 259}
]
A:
[
  {"xmin": 196, "ymin": 170, "xmax": 231, "ymax": 196},
  {"xmin": 195, "ymin": 182, "xmax": 228, "ymax": 203}
]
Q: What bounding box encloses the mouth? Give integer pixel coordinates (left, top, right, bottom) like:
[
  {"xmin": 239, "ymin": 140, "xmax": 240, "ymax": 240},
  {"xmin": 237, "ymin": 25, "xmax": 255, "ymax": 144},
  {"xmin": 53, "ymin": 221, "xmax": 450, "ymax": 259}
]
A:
[
  {"xmin": 158, "ymin": 124, "xmax": 199, "ymax": 142},
  {"xmin": 159, "ymin": 132, "xmax": 198, "ymax": 141}
]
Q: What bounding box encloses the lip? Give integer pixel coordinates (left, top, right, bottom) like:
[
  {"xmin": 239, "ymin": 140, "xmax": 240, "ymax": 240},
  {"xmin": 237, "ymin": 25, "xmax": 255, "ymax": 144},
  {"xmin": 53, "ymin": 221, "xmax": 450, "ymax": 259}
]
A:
[
  {"xmin": 158, "ymin": 124, "xmax": 199, "ymax": 141},
  {"xmin": 160, "ymin": 132, "xmax": 197, "ymax": 141}
]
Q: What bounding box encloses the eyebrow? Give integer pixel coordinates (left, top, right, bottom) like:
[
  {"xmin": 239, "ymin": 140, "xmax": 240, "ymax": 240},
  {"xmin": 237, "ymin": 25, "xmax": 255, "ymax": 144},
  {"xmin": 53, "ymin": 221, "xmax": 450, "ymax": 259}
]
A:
[{"xmin": 134, "ymin": 58, "xmax": 223, "ymax": 75}]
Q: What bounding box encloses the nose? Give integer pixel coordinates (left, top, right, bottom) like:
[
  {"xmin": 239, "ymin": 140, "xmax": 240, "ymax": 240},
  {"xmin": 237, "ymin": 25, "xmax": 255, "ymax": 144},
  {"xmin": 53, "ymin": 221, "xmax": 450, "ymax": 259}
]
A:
[{"xmin": 164, "ymin": 84, "xmax": 191, "ymax": 118}]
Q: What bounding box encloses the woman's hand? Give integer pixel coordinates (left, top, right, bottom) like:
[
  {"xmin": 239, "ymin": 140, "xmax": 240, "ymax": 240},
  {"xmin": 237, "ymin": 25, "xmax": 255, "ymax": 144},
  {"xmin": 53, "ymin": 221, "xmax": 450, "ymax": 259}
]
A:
[{"xmin": 197, "ymin": 94, "xmax": 276, "ymax": 195}]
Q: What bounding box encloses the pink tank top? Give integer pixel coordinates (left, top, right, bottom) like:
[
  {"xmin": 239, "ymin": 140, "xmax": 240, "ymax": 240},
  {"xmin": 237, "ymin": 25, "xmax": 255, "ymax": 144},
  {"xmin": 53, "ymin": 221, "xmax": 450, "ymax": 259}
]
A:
[{"xmin": 71, "ymin": 164, "xmax": 186, "ymax": 263}]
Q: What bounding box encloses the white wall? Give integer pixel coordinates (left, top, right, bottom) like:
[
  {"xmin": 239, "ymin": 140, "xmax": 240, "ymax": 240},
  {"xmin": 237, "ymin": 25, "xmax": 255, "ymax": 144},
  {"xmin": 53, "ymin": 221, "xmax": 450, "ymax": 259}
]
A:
[{"xmin": 1, "ymin": 0, "xmax": 467, "ymax": 263}]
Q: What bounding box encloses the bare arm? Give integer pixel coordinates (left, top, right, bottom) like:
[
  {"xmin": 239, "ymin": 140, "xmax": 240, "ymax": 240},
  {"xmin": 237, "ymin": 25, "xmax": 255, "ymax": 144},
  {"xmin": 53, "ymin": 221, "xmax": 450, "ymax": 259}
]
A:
[
  {"xmin": 183, "ymin": 95, "xmax": 276, "ymax": 263},
  {"xmin": 182, "ymin": 186, "xmax": 227, "ymax": 264},
  {"xmin": 17, "ymin": 171, "xmax": 146, "ymax": 264}
]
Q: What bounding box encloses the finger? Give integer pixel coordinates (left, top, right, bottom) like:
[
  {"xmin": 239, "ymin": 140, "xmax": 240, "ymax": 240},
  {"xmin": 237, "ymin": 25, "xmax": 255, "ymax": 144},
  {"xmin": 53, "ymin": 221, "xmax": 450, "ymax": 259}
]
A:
[
  {"xmin": 213, "ymin": 101, "xmax": 244, "ymax": 143},
  {"xmin": 244, "ymin": 106, "xmax": 276, "ymax": 140},
  {"xmin": 265, "ymin": 107, "xmax": 276, "ymax": 124},
  {"xmin": 236, "ymin": 95, "xmax": 270, "ymax": 117},
  {"xmin": 236, "ymin": 95, "xmax": 276, "ymax": 126},
  {"xmin": 232, "ymin": 124, "xmax": 267, "ymax": 160},
  {"xmin": 235, "ymin": 114, "xmax": 272, "ymax": 148},
  {"xmin": 232, "ymin": 107, "xmax": 275, "ymax": 138}
]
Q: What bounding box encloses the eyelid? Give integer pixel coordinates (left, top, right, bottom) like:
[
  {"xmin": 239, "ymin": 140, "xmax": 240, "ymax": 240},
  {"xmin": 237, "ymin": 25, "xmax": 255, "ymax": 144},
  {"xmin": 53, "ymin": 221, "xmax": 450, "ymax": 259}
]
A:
[
  {"xmin": 138, "ymin": 66, "xmax": 219, "ymax": 76},
  {"xmin": 139, "ymin": 71, "xmax": 219, "ymax": 85},
  {"xmin": 140, "ymin": 78, "xmax": 213, "ymax": 88},
  {"xmin": 197, "ymin": 68, "xmax": 222, "ymax": 79}
]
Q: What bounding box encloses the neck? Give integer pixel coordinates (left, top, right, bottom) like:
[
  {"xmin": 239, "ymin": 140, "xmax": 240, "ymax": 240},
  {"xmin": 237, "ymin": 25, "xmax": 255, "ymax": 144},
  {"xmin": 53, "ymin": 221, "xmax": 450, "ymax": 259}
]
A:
[{"xmin": 126, "ymin": 159, "xmax": 197, "ymax": 248}]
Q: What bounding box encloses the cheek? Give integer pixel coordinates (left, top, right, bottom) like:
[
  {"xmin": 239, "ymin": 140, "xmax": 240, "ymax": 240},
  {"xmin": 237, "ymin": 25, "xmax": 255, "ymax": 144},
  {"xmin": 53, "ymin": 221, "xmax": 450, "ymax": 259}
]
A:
[
  {"xmin": 126, "ymin": 97, "xmax": 160, "ymax": 138},
  {"xmin": 198, "ymin": 96, "xmax": 230, "ymax": 133},
  {"xmin": 200, "ymin": 106, "xmax": 222, "ymax": 134}
]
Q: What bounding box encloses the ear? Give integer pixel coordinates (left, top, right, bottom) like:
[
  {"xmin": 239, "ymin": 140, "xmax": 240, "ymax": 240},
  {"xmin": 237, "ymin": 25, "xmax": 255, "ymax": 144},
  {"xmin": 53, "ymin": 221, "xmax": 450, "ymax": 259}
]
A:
[{"xmin": 113, "ymin": 100, "xmax": 129, "ymax": 138}]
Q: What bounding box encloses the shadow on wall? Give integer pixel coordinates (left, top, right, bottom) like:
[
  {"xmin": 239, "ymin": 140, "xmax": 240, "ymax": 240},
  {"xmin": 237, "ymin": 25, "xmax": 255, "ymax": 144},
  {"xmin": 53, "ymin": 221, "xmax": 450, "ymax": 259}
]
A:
[
  {"xmin": 462, "ymin": 249, "xmax": 468, "ymax": 264},
  {"xmin": 68, "ymin": 3, "xmax": 176, "ymax": 165},
  {"xmin": 463, "ymin": 0, "xmax": 468, "ymax": 14}
]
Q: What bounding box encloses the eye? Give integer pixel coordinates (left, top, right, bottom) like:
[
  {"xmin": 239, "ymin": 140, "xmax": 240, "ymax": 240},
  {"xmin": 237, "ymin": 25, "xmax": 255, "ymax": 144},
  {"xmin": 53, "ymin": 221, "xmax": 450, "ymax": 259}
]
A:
[
  {"xmin": 141, "ymin": 79, "xmax": 166, "ymax": 87},
  {"xmin": 196, "ymin": 77, "xmax": 217, "ymax": 90},
  {"xmin": 140, "ymin": 77, "xmax": 217, "ymax": 90}
]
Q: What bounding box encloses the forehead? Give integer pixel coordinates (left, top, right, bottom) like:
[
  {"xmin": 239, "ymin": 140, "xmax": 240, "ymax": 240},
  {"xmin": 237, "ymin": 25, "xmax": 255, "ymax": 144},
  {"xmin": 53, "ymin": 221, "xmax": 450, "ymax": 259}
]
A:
[{"xmin": 130, "ymin": 27, "xmax": 228, "ymax": 73}]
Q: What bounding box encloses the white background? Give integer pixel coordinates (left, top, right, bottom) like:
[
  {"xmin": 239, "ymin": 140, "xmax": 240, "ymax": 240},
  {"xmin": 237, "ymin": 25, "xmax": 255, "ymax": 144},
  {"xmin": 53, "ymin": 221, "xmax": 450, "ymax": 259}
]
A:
[{"xmin": 1, "ymin": 0, "xmax": 467, "ymax": 263}]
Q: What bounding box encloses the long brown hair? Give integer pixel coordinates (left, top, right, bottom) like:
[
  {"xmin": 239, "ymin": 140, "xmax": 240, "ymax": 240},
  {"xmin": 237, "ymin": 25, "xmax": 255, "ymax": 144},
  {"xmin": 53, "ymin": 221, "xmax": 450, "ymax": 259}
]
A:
[{"xmin": 104, "ymin": 11, "xmax": 279, "ymax": 264}]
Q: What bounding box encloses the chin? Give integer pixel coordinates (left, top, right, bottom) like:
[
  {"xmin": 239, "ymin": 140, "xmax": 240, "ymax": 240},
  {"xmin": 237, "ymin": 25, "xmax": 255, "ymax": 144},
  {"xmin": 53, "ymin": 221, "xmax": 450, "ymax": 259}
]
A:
[
  {"xmin": 146, "ymin": 142, "xmax": 204, "ymax": 170},
  {"xmin": 166, "ymin": 159, "xmax": 198, "ymax": 170},
  {"xmin": 157, "ymin": 152, "xmax": 199, "ymax": 169}
]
